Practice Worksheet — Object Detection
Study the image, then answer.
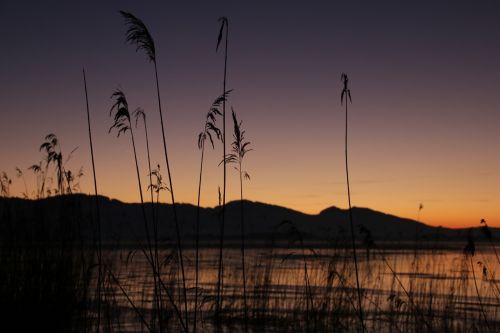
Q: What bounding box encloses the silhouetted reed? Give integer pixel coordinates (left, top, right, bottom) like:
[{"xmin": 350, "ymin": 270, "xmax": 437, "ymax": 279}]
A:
[
  {"xmin": 149, "ymin": 165, "xmax": 169, "ymax": 205},
  {"xmin": 224, "ymin": 109, "xmax": 252, "ymax": 331},
  {"xmin": 340, "ymin": 73, "xmax": 365, "ymax": 332},
  {"xmin": 119, "ymin": 12, "xmax": 188, "ymax": 328},
  {"xmin": 194, "ymin": 91, "xmax": 227, "ymax": 332},
  {"xmin": 133, "ymin": 108, "xmax": 155, "ymax": 224},
  {"xmin": 82, "ymin": 68, "xmax": 103, "ymax": 332},
  {"xmin": 38, "ymin": 134, "xmax": 80, "ymax": 196},
  {"xmin": 414, "ymin": 203, "xmax": 423, "ymax": 257},
  {"xmin": 215, "ymin": 17, "xmax": 230, "ymax": 325},
  {"xmin": 109, "ymin": 89, "xmax": 162, "ymax": 330},
  {"xmin": 40, "ymin": 134, "xmax": 65, "ymax": 195},
  {"xmin": 410, "ymin": 204, "xmax": 423, "ymax": 299},
  {"xmin": 133, "ymin": 107, "xmax": 164, "ymax": 327}
]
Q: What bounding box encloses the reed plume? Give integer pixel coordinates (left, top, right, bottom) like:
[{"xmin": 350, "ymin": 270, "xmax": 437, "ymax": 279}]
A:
[
  {"xmin": 193, "ymin": 91, "xmax": 228, "ymax": 331},
  {"xmin": 39, "ymin": 134, "xmax": 64, "ymax": 195},
  {"xmin": 39, "ymin": 134, "xmax": 78, "ymax": 196},
  {"xmin": 223, "ymin": 109, "xmax": 252, "ymax": 332},
  {"xmin": 109, "ymin": 89, "xmax": 160, "ymax": 330}
]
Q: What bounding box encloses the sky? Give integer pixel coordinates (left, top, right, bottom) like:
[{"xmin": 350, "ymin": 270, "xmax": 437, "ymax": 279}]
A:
[{"xmin": 1, "ymin": 1, "xmax": 499, "ymax": 228}]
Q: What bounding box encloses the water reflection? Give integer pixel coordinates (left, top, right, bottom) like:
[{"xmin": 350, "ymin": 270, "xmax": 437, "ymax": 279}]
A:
[{"xmin": 98, "ymin": 245, "xmax": 499, "ymax": 332}]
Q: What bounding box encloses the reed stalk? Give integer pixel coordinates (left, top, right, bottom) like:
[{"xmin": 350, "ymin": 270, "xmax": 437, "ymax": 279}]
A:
[
  {"xmin": 119, "ymin": 12, "xmax": 189, "ymax": 327},
  {"xmin": 194, "ymin": 91, "xmax": 227, "ymax": 332},
  {"xmin": 82, "ymin": 68, "xmax": 103, "ymax": 332},
  {"xmin": 340, "ymin": 73, "xmax": 365, "ymax": 332},
  {"xmin": 223, "ymin": 109, "xmax": 251, "ymax": 332},
  {"xmin": 133, "ymin": 108, "xmax": 164, "ymax": 330},
  {"xmin": 109, "ymin": 89, "xmax": 162, "ymax": 331},
  {"xmin": 215, "ymin": 17, "xmax": 229, "ymax": 325}
]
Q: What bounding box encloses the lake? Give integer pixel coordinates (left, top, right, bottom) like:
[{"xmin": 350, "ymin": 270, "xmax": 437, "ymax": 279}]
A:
[{"xmin": 95, "ymin": 243, "xmax": 499, "ymax": 332}]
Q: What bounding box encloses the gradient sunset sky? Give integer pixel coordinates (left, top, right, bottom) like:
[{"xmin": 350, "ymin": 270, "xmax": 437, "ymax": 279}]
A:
[{"xmin": 1, "ymin": 1, "xmax": 499, "ymax": 228}]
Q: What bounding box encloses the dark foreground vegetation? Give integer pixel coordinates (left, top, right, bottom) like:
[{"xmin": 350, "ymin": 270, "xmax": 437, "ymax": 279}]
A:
[{"xmin": 0, "ymin": 195, "xmax": 499, "ymax": 332}]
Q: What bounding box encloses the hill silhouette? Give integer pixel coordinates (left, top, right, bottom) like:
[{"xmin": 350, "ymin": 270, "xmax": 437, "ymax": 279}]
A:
[{"xmin": 0, "ymin": 194, "xmax": 497, "ymax": 244}]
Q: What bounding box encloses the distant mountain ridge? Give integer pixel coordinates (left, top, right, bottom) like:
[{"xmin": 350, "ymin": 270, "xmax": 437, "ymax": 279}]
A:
[{"xmin": 0, "ymin": 194, "xmax": 497, "ymax": 243}]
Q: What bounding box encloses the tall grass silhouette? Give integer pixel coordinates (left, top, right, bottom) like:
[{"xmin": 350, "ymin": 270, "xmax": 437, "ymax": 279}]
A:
[
  {"xmin": 340, "ymin": 73, "xmax": 365, "ymax": 332},
  {"xmin": 193, "ymin": 91, "xmax": 227, "ymax": 332},
  {"xmin": 215, "ymin": 16, "xmax": 229, "ymax": 325},
  {"xmin": 119, "ymin": 11, "xmax": 188, "ymax": 328},
  {"xmin": 224, "ymin": 109, "xmax": 252, "ymax": 331}
]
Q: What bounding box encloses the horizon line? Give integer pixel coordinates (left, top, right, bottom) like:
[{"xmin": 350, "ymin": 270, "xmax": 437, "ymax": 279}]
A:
[{"xmin": 2, "ymin": 193, "xmax": 489, "ymax": 230}]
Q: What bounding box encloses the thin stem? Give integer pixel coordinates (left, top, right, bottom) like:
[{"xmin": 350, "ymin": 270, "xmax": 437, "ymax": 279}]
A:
[
  {"xmin": 129, "ymin": 125, "xmax": 159, "ymax": 330},
  {"xmin": 154, "ymin": 61, "xmax": 189, "ymax": 331},
  {"xmin": 19, "ymin": 172, "xmax": 28, "ymax": 198},
  {"xmin": 194, "ymin": 141, "xmax": 205, "ymax": 333},
  {"xmin": 143, "ymin": 119, "xmax": 155, "ymax": 228},
  {"xmin": 139, "ymin": 231, "xmax": 187, "ymax": 332},
  {"xmin": 345, "ymin": 99, "xmax": 365, "ymax": 333},
  {"xmin": 300, "ymin": 239, "xmax": 312, "ymax": 331},
  {"xmin": 108, "ymin": 268, "xmax": 153, "ymax": 333},
  {"xmin": 216, "ymin": 20, "xmax": 229, "ymax": 325},
  {"xmin": 130, "ymin": 126, "xmax": 153, "ymax": 246},
  {"xmin": 412, "ymin": 208, "xmax": 421, "ymax": 297},
  {"xmin": 142, "ymin": 117, "xmax": 163, "ymax": 332},
  {"xmin": 373, "ymin": 244, "xmax": 433, "ymax": 331},
  {"xmin": 83, "ymin": 68, "xmax": 102, "ymax": 332},
  {"xmin": 470, "ymin": 255, "xmax": 491, "ymax": 332},
  {"xmin": 239, "ymin": 160, "xmax": 248, "ymax": 333}
]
